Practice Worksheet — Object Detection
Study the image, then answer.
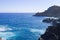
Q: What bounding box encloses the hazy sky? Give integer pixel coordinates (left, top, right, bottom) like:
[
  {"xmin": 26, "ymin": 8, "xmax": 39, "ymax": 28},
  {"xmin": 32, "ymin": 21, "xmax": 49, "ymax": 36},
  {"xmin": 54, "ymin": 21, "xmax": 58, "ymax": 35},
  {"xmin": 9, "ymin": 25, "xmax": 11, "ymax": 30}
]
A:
[{"xmin": 0, "ymin": 0, "xmax": 60, "ymax": 13}]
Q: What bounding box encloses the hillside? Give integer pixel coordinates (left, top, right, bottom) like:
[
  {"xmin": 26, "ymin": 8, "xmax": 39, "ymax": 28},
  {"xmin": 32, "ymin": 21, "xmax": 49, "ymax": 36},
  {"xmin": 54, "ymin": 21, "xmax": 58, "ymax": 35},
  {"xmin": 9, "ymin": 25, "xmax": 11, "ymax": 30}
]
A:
[{"xmin": 34, "ymin": 5, "xmax": 60, "ymax": 17}]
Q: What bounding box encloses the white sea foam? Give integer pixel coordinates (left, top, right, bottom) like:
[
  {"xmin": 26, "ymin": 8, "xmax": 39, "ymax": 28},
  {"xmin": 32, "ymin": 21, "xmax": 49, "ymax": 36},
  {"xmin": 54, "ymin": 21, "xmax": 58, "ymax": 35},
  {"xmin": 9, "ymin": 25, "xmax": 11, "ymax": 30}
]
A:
[
  {"xmin": 0, "ymin": 25, "xmax": 12, "ymax": 32},
  {"xmin": 17, "ymin": 28, "xmax": 45, "ymax": 34},
  {"xmin": 0, "ymin": 25, "xmax": 15, "ymax": 40},
  {"xmin": 45, "ymin": 17, "xmax": 58, "ymax": 19},
  {"xmin": 0, "ymin": 32, "xmax": 15, "ymax": 40},
  {"xmin": 30, "ymin": 28, "xmax": 45, "ymax": 34}
]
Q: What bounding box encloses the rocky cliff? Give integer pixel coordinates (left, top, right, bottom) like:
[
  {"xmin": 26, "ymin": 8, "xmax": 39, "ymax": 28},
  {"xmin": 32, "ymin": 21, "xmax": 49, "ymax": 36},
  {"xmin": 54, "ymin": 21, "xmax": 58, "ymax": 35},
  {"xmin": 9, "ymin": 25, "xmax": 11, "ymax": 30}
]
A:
[
  {"xmin": 39, "ymin": 18, "xmax": 60, "ymax": 40},
  {"xmin": 34, "ymin": 5, "xmax": 60, "ymax": 17}
]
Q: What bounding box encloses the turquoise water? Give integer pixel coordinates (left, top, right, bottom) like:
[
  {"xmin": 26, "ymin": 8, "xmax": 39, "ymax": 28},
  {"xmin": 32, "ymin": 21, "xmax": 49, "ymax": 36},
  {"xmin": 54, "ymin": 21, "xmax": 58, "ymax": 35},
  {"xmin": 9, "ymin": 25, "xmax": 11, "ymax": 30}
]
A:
[{"xmin": 0, "ymin": 13, "xmax": 51, "ymax": 40}]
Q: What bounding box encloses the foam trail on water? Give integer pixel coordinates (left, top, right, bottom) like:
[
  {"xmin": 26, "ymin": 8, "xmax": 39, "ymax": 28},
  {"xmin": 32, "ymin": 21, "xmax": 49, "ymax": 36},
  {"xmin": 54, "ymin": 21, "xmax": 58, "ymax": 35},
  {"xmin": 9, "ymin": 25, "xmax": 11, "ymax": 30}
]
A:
[
  {"xmin": 0, "ymin": 25, "xmax": 12, "ymax": 32},
  {"xmin": 0, "ymin": 25, "xmax": 16, "ymax": 40},
  {"xmin": 0, "ymin": 32, "xmax": 15, "ymax": 38},
  {"xmin": 30, "ymin": 28, "xmax": 45, "ymax": 34}
]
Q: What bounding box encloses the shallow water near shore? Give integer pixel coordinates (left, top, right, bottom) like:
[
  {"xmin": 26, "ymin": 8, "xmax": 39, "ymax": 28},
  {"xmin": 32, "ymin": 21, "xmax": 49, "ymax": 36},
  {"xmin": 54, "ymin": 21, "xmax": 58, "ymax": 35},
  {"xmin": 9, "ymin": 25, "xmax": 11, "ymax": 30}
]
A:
[{"xmin": 0, "ymin": 13, "xmax": 51, "ymax": 40}]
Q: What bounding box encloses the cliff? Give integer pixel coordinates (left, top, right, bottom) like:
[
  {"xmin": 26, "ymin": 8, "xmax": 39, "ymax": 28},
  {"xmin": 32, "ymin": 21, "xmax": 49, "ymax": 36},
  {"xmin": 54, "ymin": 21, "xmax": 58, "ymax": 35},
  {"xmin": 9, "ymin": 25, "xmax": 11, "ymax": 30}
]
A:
[
  {"xmin": 34, "ymin": 5, "xmax": 60, "ymax": 17},
  {"xmin": 39, "ymin": 18, "xmax": 60, "ymax": 40}
]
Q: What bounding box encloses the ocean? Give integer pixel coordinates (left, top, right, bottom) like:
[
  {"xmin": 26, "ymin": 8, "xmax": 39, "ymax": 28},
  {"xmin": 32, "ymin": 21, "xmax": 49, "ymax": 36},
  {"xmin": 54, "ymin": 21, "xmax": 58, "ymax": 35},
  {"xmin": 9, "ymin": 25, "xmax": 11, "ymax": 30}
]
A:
[{"xmin": 0, "ymin": 13, "xmax": 51, "ymax": 40}]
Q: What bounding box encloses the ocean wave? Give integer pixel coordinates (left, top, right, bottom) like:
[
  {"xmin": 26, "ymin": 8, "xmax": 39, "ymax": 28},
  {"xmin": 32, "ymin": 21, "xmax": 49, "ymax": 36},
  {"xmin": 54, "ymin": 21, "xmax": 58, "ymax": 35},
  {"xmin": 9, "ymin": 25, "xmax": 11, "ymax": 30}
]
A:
[
  {"xmin": 0, "ymin": 25, "xmax": 16, "ymax": 40},
  {"xmin": 0, "ymin": 25, "xmax": 46, "ymax": 40},
  {"xmin": 13, "ymin": 28, "xmax": 46, "ymax": 34},
  {"xmin": 18, "ymin": 28, "xmax": 45, "ymax": 34},
  {"xmin": 0, "ymin": 25, "xmax": 12, "ymax": 32},
  {"xmin": 0, "ymin": 32, "xmax": 15, "ymax": 38},
  {"xmin": 30, "ymin": 28, "xmax": 45, "ymax": 34}
]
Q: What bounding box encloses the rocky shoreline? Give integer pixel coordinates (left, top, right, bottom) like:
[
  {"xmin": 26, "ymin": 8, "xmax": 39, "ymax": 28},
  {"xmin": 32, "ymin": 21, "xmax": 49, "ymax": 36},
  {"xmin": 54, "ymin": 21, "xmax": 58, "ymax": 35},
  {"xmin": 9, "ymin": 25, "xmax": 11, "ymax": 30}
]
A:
[
  {"xmin": 38, "ymin": 18, "xmax": 60, "ymax": 40},
  {"xmin": 34, "ymin": 5, "xmax": 60, "ymax": 40}
]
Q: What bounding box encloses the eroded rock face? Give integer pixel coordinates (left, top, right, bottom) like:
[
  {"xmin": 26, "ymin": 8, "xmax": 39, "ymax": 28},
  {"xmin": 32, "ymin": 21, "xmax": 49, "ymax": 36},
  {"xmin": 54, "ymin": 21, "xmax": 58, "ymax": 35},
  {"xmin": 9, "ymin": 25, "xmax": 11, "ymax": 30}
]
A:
[
  {"xmin": 42, "ymin": 18, "xmax": 60, "ymax": 24},
  {"xmin": 39, "ymin": 21, "xmax": 60, "ymax": 40},
  {"xmin": 34, "ymin": 5, "xmax": 60, "ymax": 17},
  {"xmin": 42, "ymin": 18, "xmax": 57, "ymax": 23}
]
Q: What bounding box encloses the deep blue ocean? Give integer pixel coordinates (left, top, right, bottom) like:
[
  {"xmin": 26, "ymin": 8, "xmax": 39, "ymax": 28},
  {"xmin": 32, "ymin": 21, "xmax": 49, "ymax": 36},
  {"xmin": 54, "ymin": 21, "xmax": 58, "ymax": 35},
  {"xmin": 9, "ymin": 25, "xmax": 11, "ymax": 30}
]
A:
[{"xmin": 0, "ymin": 13, "xmax": 51, "ymax": 40}]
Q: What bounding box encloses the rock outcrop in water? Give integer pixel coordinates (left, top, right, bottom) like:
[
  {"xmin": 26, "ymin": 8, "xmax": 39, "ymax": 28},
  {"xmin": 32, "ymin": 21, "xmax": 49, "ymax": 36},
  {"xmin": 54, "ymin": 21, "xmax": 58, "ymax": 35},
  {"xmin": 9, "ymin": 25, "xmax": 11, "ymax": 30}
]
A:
[
  {"xmin": 42, "ymin": 18, "xmax": 56, "ymax": 23},
  {"xmin": 42, "ymin": 18, "xmax": 60, "ymax": 23},
  {"xmin": 34, "ymin": 5, "xmax": 60, "ymax": 17},
  {"xmin": 39, "ymin": 18, "xmax": 60, "ymax": 40}
]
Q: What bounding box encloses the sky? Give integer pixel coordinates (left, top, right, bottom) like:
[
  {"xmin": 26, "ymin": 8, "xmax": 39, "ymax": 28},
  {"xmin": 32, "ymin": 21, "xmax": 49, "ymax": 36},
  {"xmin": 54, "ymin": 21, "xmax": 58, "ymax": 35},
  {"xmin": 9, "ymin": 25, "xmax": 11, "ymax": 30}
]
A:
[{"xmin": 0, "ymin": 0, "xmax": 60, "ymax": 13}]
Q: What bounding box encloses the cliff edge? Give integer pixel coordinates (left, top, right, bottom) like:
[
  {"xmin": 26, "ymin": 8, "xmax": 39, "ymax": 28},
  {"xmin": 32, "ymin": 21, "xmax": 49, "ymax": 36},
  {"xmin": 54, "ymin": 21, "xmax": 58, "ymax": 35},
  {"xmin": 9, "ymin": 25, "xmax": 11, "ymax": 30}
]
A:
[{"xmin": 39, "ymin": 18, "xmax": 60, "ymax": 40}]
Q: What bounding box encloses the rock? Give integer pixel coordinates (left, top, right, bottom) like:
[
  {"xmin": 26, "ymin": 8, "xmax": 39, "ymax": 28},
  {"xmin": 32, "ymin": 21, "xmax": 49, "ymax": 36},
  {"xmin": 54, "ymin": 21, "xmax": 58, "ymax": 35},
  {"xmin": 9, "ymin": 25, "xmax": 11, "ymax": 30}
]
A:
[
  {"xmin": 38, "ymin": 38, "xmax": 44, "ymax": 40},
  {"xmin": 51, "ymin": 18, "xmax": 60, "ymax": 26},
  {"xmin": 39, "ymin": 20, "xmax": 60, "ymax": 40},
  {"xmin": 42, "ymin": 18, "xmax": 56, "ymax": 23},
  {"xmin": 34, "ymin": 5, "xmax": 60, "ymax": 17},
  {"xmin": 42, "ymin": 18, "xmax": 60, "ymax": 24}
]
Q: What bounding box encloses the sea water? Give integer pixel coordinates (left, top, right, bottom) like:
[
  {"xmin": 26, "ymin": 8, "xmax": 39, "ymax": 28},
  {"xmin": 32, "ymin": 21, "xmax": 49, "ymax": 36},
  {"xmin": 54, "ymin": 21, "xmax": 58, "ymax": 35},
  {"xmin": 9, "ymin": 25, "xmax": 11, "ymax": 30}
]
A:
[{"xmin": 0, "ymin": 13, "xmax": 51, "ymax": 40}]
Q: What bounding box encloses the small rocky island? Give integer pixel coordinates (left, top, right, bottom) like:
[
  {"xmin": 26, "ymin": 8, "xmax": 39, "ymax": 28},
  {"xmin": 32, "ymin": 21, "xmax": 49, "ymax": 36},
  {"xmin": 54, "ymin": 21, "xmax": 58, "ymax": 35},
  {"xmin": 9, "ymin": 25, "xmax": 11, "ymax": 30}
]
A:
[
  {"xmin": 34, "ymin": 5, "xmax": 60, "ymax": 17},
  {"xmin": 36, "ymin": 5, "xmax": 60, "ymax": 40}
]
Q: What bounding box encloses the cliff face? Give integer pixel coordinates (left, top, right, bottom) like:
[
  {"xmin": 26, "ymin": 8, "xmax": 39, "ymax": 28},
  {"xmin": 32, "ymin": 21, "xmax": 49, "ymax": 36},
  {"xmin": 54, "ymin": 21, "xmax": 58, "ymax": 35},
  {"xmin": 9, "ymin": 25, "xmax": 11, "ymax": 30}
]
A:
[
  {"xmin": 34, "ymin": 5, "xmax": 60, "ymax": 17},
  {"xmin": 39, "ymin": 25, "xmax": 60, "ymax": 40},
  {"xmin": 39, "ymin": 19, "xmax": 60, "ymax": 40}
]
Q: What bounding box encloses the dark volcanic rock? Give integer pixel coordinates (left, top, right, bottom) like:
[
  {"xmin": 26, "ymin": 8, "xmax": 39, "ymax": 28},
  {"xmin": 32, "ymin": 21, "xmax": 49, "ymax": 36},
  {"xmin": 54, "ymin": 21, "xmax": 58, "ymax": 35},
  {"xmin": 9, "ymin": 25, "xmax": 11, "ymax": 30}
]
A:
[
  {"xmin": 34, "ymin": 5, "xmax": 60, "ymax": 17},
  {"xmin": 42, "ymin": 18, "xmax": 56, "ymax": 23},
  {"xmin": 42, "ymin": 18, "xmax": 60, "ymax": 23},
  {"xmin": 39, "ymin": 20, "xmax": 60, "ymax": 40}
]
